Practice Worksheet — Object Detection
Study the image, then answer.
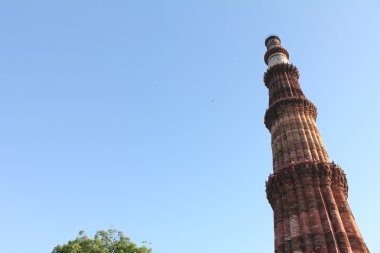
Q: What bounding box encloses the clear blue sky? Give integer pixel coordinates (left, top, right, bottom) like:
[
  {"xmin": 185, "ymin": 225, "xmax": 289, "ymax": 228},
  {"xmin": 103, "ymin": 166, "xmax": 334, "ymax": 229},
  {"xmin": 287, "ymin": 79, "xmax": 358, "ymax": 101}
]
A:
[{"xmin": 0, "ymin": 1, "xmax": 379, "ymax": 252}]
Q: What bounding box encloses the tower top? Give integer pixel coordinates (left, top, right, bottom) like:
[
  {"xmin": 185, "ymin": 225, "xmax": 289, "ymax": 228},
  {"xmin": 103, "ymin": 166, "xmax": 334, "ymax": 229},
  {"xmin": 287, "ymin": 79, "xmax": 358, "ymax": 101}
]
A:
[
  {"xmin": 264, "ymin": 35, "xmax": 289, "ymax": 67},
  {"xmin": 265, "ymin": 35, "xmax": 281, "ymax": 49}
]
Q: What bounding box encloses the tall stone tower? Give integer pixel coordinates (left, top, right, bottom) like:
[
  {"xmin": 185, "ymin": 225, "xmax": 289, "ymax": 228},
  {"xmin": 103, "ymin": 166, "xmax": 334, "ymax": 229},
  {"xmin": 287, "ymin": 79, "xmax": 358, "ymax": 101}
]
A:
[{"xmin": 263, "ymin": 36, "xmax": 369, "ymax": 253}]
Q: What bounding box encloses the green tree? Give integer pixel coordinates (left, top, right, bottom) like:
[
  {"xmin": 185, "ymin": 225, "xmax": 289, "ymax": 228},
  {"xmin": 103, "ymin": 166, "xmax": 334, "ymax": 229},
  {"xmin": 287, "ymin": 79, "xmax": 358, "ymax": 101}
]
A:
[{"xmin": 52, "ymin": 229, "xmax": 152, "ymax": 253}]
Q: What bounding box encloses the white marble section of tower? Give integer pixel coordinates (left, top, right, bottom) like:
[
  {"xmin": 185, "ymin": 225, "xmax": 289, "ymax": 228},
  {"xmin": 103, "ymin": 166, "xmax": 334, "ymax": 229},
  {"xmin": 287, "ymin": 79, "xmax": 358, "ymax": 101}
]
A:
[{"xmin": 265, "ymin": 36, "xmax": 289, "ymax": 67}]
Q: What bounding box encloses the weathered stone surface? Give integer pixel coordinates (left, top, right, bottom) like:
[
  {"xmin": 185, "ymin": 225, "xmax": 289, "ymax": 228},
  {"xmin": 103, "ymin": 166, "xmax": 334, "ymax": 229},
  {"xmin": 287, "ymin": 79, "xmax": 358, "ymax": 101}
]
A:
[{"xmin": 262, "ymin": 36, "xmax": 369, "ymax": 252}]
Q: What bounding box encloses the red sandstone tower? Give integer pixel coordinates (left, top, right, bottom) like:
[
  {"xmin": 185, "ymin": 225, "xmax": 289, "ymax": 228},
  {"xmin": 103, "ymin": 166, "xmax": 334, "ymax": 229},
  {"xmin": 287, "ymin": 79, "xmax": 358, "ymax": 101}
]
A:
[{"xmin": 263, "ymin": 36, "xmax": 369, "ymax": 253}]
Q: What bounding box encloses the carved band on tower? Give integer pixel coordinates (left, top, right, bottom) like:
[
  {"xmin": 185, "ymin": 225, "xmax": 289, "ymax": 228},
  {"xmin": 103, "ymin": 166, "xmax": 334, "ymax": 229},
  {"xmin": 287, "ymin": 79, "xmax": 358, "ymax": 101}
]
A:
[{"xmin": 263, "ymin": 35, "xmax": 369, "ymax": 253}]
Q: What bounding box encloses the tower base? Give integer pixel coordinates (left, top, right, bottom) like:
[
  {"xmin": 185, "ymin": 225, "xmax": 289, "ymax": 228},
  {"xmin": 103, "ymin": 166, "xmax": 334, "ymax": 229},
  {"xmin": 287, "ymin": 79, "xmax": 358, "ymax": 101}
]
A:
[{"xmin": 266, "ymin": 162, "xmax": 369, "ymax": 253}]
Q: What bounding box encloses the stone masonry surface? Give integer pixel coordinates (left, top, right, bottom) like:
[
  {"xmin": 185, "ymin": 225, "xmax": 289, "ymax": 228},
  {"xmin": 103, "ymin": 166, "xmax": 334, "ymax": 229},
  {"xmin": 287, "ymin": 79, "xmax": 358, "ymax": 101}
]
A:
[{"xmin": 263, "ymin": 36, "xmax": 369, "ymax": 253}]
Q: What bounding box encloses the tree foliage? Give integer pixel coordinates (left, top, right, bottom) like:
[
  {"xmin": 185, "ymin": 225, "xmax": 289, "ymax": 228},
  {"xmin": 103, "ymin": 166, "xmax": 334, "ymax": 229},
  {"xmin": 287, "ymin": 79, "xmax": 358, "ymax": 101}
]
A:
[{"xmin": 52, "ymin": 229, "xmax": 152, "ymax": 253}]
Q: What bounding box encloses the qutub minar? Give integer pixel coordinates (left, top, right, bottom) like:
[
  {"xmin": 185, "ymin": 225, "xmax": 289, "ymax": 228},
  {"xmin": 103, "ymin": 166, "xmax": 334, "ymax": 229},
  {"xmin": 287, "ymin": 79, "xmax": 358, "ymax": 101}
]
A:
[{"xmin": 262, "ymin": 36, "xmax": 369, "ymax": 253}]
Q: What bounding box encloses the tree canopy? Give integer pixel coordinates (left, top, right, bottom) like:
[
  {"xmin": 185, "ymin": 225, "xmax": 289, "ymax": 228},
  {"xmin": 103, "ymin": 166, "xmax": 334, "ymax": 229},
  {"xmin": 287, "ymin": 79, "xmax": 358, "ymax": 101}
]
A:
[{"xmin": 52, "ymin": 229, "xmax": 152, "ymax": 253}]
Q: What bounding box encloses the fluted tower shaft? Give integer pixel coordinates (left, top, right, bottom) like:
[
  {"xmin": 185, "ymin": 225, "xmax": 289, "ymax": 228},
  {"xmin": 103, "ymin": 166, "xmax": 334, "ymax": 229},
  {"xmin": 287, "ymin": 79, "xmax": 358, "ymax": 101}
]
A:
[{"xmin": 263, "ymin": 36, "xmax": 369, "ymax": 253}]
